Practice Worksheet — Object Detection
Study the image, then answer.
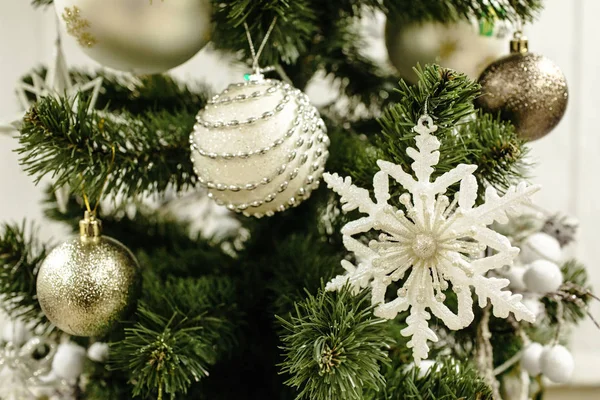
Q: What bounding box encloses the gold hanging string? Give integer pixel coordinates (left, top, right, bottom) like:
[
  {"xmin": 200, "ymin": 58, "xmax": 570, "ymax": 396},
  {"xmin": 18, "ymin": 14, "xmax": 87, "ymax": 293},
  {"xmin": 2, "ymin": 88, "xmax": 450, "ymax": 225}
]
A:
[
  {"xmin": 81, "ymin": 145, "xmax": 116, "ymax": 215},
  {"xmin": 243, "ymin": 17, "xmax": 278, "ymax": 75}
]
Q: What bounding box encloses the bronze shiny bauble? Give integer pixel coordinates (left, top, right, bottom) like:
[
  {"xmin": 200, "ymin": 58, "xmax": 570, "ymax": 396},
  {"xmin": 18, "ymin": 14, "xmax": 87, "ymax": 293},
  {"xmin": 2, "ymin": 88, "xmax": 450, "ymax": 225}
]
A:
[
  {"xmin": 37, "ymin": 213, "xmax": 141, "ymax": 337},
  {"xmin": 475, "ymin": 35, "xmax": 568, "ymax": 141}
]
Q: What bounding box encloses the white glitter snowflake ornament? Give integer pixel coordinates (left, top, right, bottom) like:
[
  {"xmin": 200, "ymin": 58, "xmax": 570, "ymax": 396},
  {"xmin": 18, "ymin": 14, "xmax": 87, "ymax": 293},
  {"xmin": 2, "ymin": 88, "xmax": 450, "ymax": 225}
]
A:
[{"xmin": 323, "ymin": 115, "xmax": 539, "ymax": 364}]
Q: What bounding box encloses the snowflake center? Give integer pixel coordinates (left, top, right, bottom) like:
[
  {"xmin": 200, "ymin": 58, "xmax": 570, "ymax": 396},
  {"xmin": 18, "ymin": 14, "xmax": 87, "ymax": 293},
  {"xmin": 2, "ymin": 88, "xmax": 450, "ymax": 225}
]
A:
[{"xmin": 412, "ymin": 234, "xmax": 437, "ymax": 259}]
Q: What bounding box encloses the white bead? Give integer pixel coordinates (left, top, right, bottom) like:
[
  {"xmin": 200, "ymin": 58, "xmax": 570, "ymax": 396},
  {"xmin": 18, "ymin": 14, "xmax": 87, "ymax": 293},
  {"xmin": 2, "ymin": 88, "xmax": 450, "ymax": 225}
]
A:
[
  {"xmin": 521, "ymin": 342, "xmax": 544, "ymax": 376},
  {"xmin": 540, "ymin": 345, "xmax": 574, "ymax": 383},
  {"xmin": 54, "ymin": 0, "xmax": 212, "ymax": 74},
  {"xmin": 87, "ymin": 342, "xmax": 110, "ymax": 363},
  {"xmin": 505, "ymin": 265, "xmax": 527, "ymax": 291},
  {"xmin": 1, "ymin": 318, "xmax": 31, "ymax": 346},
  {"xmin": 52, "ymin": 342, "xmax": 87, "ymax": 380},
  {"xmin": 523, "ymin": 260, "xmax": 563, "ymax": 294},
  {"xmin": 520, "ymin": 232, "xmax": 562, "ymax": 264},
  {"xmin": 191, "ymin": 79, "xmax": 329, "ymax": 217}
]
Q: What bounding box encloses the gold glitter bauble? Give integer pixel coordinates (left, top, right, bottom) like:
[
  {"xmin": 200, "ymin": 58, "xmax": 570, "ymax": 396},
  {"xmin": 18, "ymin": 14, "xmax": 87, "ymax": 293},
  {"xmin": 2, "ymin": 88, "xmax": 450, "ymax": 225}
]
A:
[
  {"xmin": 37, "ymin": 213, "xmax": 141, "ymax": 337},
  {"xmin": 475, "ymin": 36, "xmax": 568, "ymax": 141}
]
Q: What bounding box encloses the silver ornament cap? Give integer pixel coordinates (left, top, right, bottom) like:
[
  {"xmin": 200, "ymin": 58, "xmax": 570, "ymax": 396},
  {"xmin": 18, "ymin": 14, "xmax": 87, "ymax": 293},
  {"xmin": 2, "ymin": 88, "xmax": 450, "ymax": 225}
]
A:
[{"xmin": 37, "ymin": 212, "xmax": 141, "ymax": 337}]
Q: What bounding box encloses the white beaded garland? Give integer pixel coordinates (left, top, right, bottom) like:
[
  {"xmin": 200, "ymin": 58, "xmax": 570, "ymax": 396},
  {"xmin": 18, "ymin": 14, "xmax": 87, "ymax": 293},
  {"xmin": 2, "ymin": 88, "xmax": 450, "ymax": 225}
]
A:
[
  {"xmin": 520, "ymin": 232, "xmax": 562, "ymax": 264},
  {"xmin": 54, "ymin": 0, "xmax": 212, "ymax": 74},
  {"xmin": 523, "ymin": 259, "xmax": 563, "ymax": 294},
  {"xmin": 521, "ymin": 342, "xmax": 544, "ymax": 376},
  {"xmin": 52, "ymin": 342, "xmax": 87, "ymax": 380},
  {"xmin": 190, "ymin": 79, "xmax": 329, "ymax": 218},
  {"xmin": 540, "ymin": 345, "xmax": 574, "ymax": 383}
]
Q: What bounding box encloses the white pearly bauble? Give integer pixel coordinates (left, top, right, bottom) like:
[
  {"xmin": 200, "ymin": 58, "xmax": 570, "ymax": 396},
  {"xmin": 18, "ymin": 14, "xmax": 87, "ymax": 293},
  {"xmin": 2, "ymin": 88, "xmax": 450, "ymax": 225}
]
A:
[
  {"xmin": 540, "ymin": 345, "xmax": 574, "ymax": 383},
  {"xmin": 191, "ymin": 78, "xmax": 329, "ymax": 218},
  {"xmin": 520, "ymin": 232, "xmax": 562, "ymax": 264},
  {"xmin": 523, "ymin": 259, "xmax": 563, "ymax": 294},
  {"xmin": 54, "ymin": 0, "xmax": 212, "ymax": 74},
  {"xmin": 52, "ymin": 342, "xmax": 87, "ymax": 380},
  {"xmin": 521, "ymin": 342, "xmax": 544, "ymax": 376},
  {"xmin": 385, "ymin": 18, "xmax": 511, "ymax": 82}
]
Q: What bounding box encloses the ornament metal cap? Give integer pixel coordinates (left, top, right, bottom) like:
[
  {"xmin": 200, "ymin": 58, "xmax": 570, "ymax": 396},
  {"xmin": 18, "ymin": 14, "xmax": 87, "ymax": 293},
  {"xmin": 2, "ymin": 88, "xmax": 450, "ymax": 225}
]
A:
[
  {"xmin": 510, "ymin": 31, "xmax": 529, "ymax": 54},
  {"xmin": 79, "ymin": 211, "xmax": 102, "ymax": 240}
]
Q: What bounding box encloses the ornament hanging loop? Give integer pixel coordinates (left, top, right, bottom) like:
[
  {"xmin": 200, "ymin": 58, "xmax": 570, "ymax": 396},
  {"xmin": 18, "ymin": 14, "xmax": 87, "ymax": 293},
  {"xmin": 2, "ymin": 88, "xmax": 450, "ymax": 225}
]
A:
[
  {"xmin": 243, "ymin": 17, "xmax": 278, "ymax": 81},
  {"xmin": 510, "ymin": 19, "xmax": 528, "ymax": 54}
]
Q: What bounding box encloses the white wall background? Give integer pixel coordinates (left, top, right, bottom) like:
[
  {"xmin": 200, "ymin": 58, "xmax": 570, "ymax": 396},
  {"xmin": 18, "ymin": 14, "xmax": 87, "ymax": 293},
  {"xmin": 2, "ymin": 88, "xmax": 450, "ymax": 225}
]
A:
[{"xmin": 1, "ymin": 0, "xmax": 599, "ymax": 386}]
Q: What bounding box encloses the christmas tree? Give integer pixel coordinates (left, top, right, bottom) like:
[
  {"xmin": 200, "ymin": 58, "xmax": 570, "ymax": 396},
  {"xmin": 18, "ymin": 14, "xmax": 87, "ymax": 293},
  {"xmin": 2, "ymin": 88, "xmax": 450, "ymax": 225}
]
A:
[{"xmin": 0, "ymin": 1, "xmax": 595, "ymax": 399}]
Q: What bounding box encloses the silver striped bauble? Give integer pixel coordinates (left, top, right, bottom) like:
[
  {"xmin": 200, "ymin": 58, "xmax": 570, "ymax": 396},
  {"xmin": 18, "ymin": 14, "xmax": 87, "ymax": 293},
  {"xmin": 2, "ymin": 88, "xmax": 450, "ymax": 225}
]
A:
[{"xmin": 190, "ymin": 79, "xmax": 329, "ymax": 218}]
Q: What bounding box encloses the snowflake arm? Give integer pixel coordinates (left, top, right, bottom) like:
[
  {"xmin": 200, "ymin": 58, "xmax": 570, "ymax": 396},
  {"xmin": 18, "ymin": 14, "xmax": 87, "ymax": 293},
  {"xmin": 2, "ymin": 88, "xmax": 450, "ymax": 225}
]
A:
[
  {"xmin": 323, "ymin": 173, "xmax": 376, "ymax": 214},
  {"xmin": 430, "ymin": 164, "xmax": 478, "ymax": 197},
  {"xmin": 471, "ymin": 275, "xmax": 535, "ymax": 322},
  {"xmin": 376, "ymin": 160, "xmax": 417, "ymax": 193},
  {"xmin": 324, "ymin": 114, "xmax": 539, "ymax": 365},
  {"xmin": 464, "ymin": 182, "xmax": 541, "ymax": 225},
  {"xmin": 401, "ymin": 305, "xmax": 438, "ymax": 365}
]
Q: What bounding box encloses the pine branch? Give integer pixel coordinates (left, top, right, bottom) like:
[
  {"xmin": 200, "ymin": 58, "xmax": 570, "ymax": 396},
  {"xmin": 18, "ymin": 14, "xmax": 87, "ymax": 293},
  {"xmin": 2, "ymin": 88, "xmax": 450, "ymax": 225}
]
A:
[
  {"xmin": 267, "ymin": 233, "xmax": 341, "ymax": 316},
  {"xmin": 369, "ymin": 357, "xmax": 493, "ymax": 399},
  {"xmin": 211, "ymin": 0, "xmax": 318, "ymax": 66},
  {"xmin": 110, "ymin": 306, "xmax": 216, "ymax": 400},
  {"xmin": 17, "ymin": 95, "xmax": 198, "ymax": 202},
  {"xmin": 141, "ymin": 273, "xmax": 241, "ymax": 358},
  {"xmin": 0, "ymin": 222, "xmax": 48, "ymax": 327},
  {"xmin": 278, "ymin": 287, "xmax": 391, "ymax": 400},
  {"xmin": 20, "ymin": 68, "xmax": 209, "ymax": 116},
  {"xmin": 385, "ymin": 0, "xmax": 543, "ymax": 23},
  {"xmin": 542, "ymin": 260, "xmax": 592, "ymax": 325},
  {"xmin": 371, "ymin": 65, "xmax": 528, "ymax": 195}
]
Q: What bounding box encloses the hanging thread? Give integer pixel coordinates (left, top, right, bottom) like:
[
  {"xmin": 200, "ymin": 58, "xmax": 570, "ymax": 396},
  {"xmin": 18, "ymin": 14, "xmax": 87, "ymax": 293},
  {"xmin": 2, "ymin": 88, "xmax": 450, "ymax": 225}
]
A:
[{"xmin": 243, "ymin": 17, "xmax": 278, "ymax": 79}]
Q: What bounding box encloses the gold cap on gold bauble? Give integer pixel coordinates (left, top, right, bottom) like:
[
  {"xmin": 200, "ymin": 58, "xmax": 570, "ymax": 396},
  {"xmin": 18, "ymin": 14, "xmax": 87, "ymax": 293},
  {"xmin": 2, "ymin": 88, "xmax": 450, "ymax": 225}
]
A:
[
  {"xmin": 37, "ymin": 212, "xmax": 141, "ymax": 337},
  {"xmin": 475, "ymin": 32, "xmax": 568, "ymax": 141}
]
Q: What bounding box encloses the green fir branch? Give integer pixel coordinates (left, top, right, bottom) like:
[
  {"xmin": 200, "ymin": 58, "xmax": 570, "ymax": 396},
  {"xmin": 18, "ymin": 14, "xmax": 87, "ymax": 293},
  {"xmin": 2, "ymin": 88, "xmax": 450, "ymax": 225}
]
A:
[
  {"xmin": 369, "ymin": 357, "xmax": 493, "ymax": 399},
  {"xmin": 211, "ymin": 0, "xmax": 318, "ymax": 66},
  {"xmin": 18, "ymin": 95, "xmax": 198, "ymax": 202},
  {"xmin": 371, "ymin": 65, "xmax": 528, "ymax": 195},
  {"xmin": 0, "ymin": 222, "xmax": 48, "ymax": 326},
  {"xmin": 141, "ymin": 273, "xmax": 241, "ymax": 358},
  {"xmin": 20, "ymin": 68, "xmax": 209, "ymax": 116},
  {"xmin": 267, "ymin": 233, "xmax": 341, "ymax": 316},
  {"xmin": 542, "ymin": 260, "xmax": 593, "ymax": 325},
  {"xmin": 278, "ymin": 287, "xmax": 391, "ymax": 400},
  {"xmin": 111, "ymin": 306, "xmax": 217, "ymax": 400}
]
